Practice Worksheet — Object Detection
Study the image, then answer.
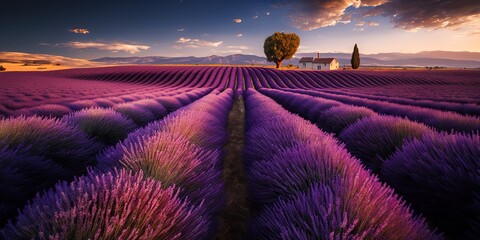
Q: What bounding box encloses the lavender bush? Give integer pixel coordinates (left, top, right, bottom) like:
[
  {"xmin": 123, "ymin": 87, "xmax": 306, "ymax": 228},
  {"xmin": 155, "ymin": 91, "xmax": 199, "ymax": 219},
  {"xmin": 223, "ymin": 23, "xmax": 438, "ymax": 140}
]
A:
[
  {"xmin": 244, "ymin": 90, "xmax": 440, "ymax": 239},
  {"xmin": 1, "ymin": 169, "xmax": 208, "ymax": 240},
  {"xmin": 382, "ymin": 132, "xmax": 480, "ymax": 238},
  {"xmin": 339, "ymin": 115, "xmax": 432, "ymax": 173},
  {"xmin": 62, "ymin": 107, "xmax": 138, "ymax": 145},
  {"xmin": 0, "ymin": 115, "xmax": 102, "ymax": 172}
]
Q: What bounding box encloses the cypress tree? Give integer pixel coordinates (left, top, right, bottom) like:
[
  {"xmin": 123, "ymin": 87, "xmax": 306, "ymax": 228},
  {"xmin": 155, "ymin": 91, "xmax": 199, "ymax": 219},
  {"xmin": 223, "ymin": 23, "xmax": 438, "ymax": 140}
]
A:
[{"xmin": 351, "ymin": 44, "xmax": 360, "ymax": 69}]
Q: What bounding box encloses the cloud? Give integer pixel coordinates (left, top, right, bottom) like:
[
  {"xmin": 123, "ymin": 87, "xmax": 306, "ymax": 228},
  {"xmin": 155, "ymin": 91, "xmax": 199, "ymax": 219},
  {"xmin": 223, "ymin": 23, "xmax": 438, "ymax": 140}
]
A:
[
  {"xmin": 69, "ymin": 28, "xmax": 90, "ymax": 34},
  {"xmin": 374, "ymin": 0, "xmax": 480, "ymax": 30},
  {"xmin": 274, "ymin": 0, "xmax": 479, "ymax": 31},
  {"xmin": 178, "ymin": 28, "xmax": 185, "ymax": 32},
  {"xmin": 235, "ymin": 33, "xmax": 243, "ymax": 37},
  {"xmin": 233, "ymin": 18, "xmax": 242, "ymax": 23},
  {"xmin": 227, "ymin": 45, "xmax": 250, "ymax": 50},
  {"xmin": 0, "ymin": 52, "xmax": 102, "ymax": 67},
  {"xmin": 359, "ymin": 0, "xmax": 387, "ymax": 6},
  {"xmin": 218, "ymin": 45, "xmax": 251, "ymax": 54},
  {"xmin": 277, "ymin": 0, "xmax": 360, "ymax": 30},
  {"xmin": 66, "ymin": 41, "xmax": 150, "ymax": 54},
  {"xmin": 356, "ymin": 21, "xmax": 380, "ymax": 27},
  {"xmin": 176, "ymin": 37, "xmax": 223, "ymax": 48}
]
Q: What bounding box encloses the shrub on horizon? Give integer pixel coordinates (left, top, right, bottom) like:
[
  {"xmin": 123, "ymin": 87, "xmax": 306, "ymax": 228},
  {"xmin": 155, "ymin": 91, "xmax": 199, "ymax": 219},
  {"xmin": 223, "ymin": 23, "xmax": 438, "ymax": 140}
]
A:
[
  {"xmin": 62, "ymin": 107, "xmax": 138, "ymax": 145},
  {"xmin": 339, "ymin": 115, "xmax": 432, "ymax": 173},
  {"xmin": 0, "ymin": 169, "xmax": 208, "ymax": 240},
  {"xmin": 382, "ymin": 132, "xmax": 480, "ymax": 238}
]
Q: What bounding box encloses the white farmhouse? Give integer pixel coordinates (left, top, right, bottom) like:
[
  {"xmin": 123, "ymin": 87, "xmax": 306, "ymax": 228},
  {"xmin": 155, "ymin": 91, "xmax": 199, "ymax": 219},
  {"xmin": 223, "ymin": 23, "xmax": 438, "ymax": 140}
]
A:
[{"xmin": 298, "ymin": 53, "xmax": 340, "ymax": 71}]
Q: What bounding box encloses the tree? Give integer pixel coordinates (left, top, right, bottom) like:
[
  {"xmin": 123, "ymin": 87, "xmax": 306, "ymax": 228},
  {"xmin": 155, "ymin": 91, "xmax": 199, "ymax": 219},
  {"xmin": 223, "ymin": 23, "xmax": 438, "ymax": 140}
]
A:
[
  {"xmin": 0, "ymin": 65, "xmax": 5, "ymax": 71},
  {"xmin": 351, "ymin": 44, "xmax": 360, "ymax": 69},
  {"xmin": 264, "ymin": 32, "xmax": 300, "ymax": 69}
]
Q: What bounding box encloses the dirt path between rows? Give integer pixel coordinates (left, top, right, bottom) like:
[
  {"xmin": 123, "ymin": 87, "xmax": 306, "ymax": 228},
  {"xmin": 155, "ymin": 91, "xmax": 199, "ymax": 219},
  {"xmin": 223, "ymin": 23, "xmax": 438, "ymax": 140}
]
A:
[{"xmin": 215, "ymin": 96, "xmax": 249, "ymax": 240}]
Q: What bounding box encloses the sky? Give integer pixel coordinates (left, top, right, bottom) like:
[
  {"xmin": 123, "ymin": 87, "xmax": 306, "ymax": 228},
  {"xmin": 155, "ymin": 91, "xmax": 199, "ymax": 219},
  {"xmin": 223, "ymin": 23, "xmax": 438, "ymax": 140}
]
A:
[{"xmin": 1, "ymin": 0, "xmax": 479, "ymax": 59}]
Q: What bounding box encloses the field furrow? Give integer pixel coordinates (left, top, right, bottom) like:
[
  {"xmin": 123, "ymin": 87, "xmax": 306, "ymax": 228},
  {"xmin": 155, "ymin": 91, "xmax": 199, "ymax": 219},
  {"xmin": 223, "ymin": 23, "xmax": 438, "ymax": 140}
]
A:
[{"xmin": 1, "ymin": 66, "xmax": 479, "ymax": 239}]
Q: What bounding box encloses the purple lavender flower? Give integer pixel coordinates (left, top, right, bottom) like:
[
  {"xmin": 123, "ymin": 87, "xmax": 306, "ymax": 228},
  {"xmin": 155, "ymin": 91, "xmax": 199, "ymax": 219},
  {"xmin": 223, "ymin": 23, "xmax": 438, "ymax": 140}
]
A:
[
  {"xmin": 382, "ymin": 132, "xmax": 480, "ymax": 238},
  {"xmin": 62, "ymin": 107, "xmax": 138, "ymax": 145},
  {"xmin": 1, "ymin": 169, "xmax": 209, "ymax": 240},
  {"xmin": 339, "ymin": 115, "xmax": 432, "ymax": 173}
]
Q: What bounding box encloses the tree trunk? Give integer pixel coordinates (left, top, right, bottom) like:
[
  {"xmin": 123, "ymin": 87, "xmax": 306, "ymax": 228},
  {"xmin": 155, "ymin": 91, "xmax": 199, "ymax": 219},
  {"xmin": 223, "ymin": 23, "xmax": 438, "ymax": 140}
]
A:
[{"xmin": 275, "ymin": 60, "xmax": 283, "ymax": 69}]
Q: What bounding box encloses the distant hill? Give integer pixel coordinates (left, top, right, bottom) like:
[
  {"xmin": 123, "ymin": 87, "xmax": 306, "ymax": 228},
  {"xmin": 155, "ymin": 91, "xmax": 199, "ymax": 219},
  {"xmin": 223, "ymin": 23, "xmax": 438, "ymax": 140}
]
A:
[
  {"xmin": 93, "ymin": 54, "xmax": 271, "ymax": 65},
  {"xmin": 94, "ymin": 51, "xmax": 480, "ymax": 68},
  {"xmin": 2, "ymin": 51, "xmax": 478, "ymax": 69},
  {"xmin": 0, "ymin": 52, "xmax": 101, "ymax": 67}
]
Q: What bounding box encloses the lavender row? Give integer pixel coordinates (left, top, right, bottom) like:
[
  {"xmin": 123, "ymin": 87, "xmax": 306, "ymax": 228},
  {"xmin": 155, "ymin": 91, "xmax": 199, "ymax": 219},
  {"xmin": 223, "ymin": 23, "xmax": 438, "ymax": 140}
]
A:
[
  {"xmin": 261, "ymin": 88, "xmax": 480, "ymax": 237},
  {"xmin": 0, "ymin": 73, "xmax": 157, "ymax": 112},
  {"xmin": 283, "ymin": 88, "xmax": 480, "ymax": 132},
  {"xmin": 0, "ymin": 84, "xmax": 193, "ymax": 117},
  {"xmin": 1, "ymin": 89, "xmax": 234, "ymax": 239},
  {"xmin": 95, "ymin": 89, "xmax": 234, "ymax": 237},
  {"xmin": 247, "ymin": 68, "xmax": 467, "ymax": 89},
  {"xmin": 1, "ymin": 169, "xmax": 207, "ymax": 240},
  {"xmin": 383, "ymin": 133, "xmax": 480, "ymax": 239},
  {"xmin": 0, "ymin": 88, "xmax": 210, "ymax": 227},
  {"xmin": 7, "ymin": 87, "xmax": 211, "ymax": 118},
  {"xmin": 260, "ymin": 88, "xmax": 430, "ymax": 170},
  {"xmin": 337, "ymin": 85, "xmax": 480, "ymax": 105},
  {"xmin": 320, "ymin": 88, "xmax": 480, "ymax": 116},
  {"xmin": 243, "ymin": 89, "xmax": 439, "ymax": 239},
  {"xmin": 0, "ymin": 116, "xmax": 103, "ymax": 227},
  {"xmin": 0, "ymin": 66, "xmax": 233, "ymax": 116},
  {"xmin": 56, "ymin": 66, "xmax": 232, "ymax": 89}
]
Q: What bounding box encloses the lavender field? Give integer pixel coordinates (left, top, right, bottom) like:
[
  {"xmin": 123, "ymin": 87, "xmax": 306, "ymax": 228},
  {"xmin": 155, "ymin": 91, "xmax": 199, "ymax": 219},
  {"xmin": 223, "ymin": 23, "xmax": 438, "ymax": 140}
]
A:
[{"xmin": 0, "ymin": 66, "xmax": 479, "ymax": 239}]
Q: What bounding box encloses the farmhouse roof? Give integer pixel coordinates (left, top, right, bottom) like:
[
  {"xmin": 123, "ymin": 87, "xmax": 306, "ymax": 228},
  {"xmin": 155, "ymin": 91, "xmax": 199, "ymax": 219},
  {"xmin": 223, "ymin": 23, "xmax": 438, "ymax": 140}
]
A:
[
  {"xmin": 299, "ymin": 57, "xmax": 314, "ymax": 63},
  {"xmin": 299, "ymin": 57, "xmax": 336, "ymax": 64},
  {"xmin": 313, "ymin": 58, "xmax": 336, "ymax": 64}
]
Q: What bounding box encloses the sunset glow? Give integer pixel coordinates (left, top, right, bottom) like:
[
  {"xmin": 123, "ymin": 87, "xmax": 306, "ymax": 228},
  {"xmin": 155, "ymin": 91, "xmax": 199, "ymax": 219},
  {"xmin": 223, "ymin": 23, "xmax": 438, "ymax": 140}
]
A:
[{"xmin": 1, "ymin": 0, "xmax": 479, "ymax": 59}]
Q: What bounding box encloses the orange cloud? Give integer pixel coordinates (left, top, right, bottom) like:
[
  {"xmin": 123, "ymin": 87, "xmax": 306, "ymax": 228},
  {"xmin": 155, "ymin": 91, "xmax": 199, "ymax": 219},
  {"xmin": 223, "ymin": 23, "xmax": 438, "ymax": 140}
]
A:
[
  {"xmin": 276, "ymin": 0, "xmax": 479, "ymax": 31},
  {"xmin": 66, "ymin": 41, "xmax": 150, "ymax": 54},
  {"xmin": 69, "ymin": 28, "xmax": 90, "ymax": 34},
  {"xmin": 176, "ymin": 37, "xmax": 223, "ymax": 48}
]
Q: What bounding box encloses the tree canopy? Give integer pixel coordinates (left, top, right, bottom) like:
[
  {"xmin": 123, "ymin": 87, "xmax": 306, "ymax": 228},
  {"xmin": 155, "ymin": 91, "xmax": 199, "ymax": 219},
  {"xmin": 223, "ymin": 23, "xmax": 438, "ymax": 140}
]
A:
[{"xmin": 263, "ymin": 32, "xmax": 300, "ymax": 69}]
